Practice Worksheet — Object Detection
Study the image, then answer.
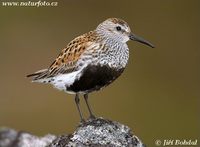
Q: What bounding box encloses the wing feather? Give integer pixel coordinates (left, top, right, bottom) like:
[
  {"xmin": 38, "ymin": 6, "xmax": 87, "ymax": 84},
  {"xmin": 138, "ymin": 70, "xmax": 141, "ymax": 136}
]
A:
[{"xmin": 27, "ymin": 31, "xmax": 100, "ymax": 81}]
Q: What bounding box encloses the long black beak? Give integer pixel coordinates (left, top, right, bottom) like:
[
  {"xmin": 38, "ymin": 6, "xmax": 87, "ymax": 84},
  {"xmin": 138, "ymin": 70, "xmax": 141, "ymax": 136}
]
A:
[{"xmin": 129, "ymin": 33, "xmax": 155, "ymax": 48}]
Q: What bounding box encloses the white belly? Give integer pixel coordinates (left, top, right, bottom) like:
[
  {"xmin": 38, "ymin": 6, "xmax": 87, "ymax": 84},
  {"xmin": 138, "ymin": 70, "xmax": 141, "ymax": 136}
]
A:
[{"xmin": 50, "ymin": 70, "xmax": 82, "ymax": 94}]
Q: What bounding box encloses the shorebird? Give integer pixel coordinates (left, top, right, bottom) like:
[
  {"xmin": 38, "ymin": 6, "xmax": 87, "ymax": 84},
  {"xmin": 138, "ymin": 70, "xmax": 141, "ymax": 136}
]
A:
[{"xmin": 27, "ymin": 18, "xmax": 154, "ymax": 122}]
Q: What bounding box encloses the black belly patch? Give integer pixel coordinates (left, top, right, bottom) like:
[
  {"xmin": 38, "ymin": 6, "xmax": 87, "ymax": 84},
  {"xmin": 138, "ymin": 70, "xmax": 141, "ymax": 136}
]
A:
[{"xmin": 67, "ymin": 65, "xmax": 124, "ymax": 93}]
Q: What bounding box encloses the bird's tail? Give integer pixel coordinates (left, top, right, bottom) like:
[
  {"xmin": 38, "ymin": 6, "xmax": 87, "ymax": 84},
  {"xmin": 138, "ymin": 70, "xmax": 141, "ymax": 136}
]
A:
[{"xmin": 27, "ymin": 69, "xmax": 49, "ymax": 82}]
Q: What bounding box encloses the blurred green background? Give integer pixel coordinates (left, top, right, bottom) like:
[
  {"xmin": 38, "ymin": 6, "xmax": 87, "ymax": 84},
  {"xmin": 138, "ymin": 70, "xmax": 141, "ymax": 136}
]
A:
[{"xmin": 0, "ymin": 0, "xmax": 199, "ymax": 146}]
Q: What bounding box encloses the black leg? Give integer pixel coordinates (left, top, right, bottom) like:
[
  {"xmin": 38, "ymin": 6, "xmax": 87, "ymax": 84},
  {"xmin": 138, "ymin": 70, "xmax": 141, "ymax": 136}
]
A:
[
  {"xmin": 84, "ymin": 94, "xmax": 95, "ymax": 119},
  {"xmin": 75, "ymin": 94, "xmax": 84, "ymax": 122}
]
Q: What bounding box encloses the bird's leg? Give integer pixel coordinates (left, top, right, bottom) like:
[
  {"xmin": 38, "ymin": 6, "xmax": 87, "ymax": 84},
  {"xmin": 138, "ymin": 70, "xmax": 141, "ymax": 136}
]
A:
[
  {"xmin": 84, "ymin": 94, "xmax": 96, "ymax": 119},
  {"xmin": 75, "ymin": 94, "xmax": 85, "ymax": 122}
]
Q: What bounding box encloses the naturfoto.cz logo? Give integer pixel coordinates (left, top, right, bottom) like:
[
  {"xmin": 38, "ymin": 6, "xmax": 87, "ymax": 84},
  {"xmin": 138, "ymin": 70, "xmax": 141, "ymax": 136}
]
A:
[{"xmin": 2, "ymin": 1, "xmax": 58, "ymax": 7}]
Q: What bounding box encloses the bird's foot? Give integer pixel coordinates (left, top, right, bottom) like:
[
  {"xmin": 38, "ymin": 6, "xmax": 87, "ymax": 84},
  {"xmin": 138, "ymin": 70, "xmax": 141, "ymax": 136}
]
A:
[
  {"xmin": 89, "ymin": 114, "xmax": 96, "ymax": 120},
  {"xmin": 80, "ymin": 119, "xmax": 86, "ymax": 124}
]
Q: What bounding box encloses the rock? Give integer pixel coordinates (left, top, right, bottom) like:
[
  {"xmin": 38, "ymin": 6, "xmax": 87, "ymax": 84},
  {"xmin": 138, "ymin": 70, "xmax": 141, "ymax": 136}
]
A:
[
  {"xmin": 0, "ymin": 128, "xmax": 56, "ymax": 147},
  {"xmin": 0, "ymin": 118, "xmax": 145, "ymax": 147}
]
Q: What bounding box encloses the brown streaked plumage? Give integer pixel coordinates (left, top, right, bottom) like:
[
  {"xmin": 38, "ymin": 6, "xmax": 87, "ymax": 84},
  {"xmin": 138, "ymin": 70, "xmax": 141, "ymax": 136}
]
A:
[
  {"xmin": 27, "ymin": 18, "xmax": 154, "ymax": 122},
  {"xmin": 109, "ymin": 18, "xmax": 129, "ymax": 27},
  {"xmin": 29, "ymin": 31, "xmax": 100, "ymax": 80}
]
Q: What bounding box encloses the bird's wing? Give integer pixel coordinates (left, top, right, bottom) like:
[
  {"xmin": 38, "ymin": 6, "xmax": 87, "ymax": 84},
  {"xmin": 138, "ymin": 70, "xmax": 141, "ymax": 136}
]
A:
[{"xmin": 27, "ymin": 31, "xmax": 99, "ymax": 81}]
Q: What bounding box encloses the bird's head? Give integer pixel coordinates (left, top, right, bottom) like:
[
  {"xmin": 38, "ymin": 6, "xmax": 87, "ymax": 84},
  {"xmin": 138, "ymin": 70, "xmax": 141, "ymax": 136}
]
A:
[{"xmin": 96, "ymin": 18, "xmax": 154, "ymax": 48}]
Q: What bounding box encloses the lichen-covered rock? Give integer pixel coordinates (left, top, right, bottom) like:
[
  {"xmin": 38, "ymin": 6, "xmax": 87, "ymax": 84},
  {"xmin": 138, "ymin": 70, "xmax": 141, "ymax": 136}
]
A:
[
  {"xmin": 0, "ymin": 118, "xmax": 145, "ymax": 147},
  {"xmin": 0, "ymin": 128, "xmax": 18, "ymax": 147},
  {"xmin": 0, "ymin": 128, "xmax": 56, "ymax": 147},
  {"xmin": 50, "ymin": 118, "xmax": 145, "ymax": 147}
]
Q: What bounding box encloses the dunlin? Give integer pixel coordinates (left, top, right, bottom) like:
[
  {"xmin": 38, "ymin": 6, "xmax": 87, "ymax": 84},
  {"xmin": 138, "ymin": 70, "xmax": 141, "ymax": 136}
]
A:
[{"xmin": 27, "ymin": 18, "xmax": 154, "ymax": 122}]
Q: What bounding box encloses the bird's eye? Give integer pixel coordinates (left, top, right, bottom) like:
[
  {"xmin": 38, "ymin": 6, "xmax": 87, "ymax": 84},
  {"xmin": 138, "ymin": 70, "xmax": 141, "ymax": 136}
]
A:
[{"xmin": 116, "ymin": 26, "xmax": 122, "ymax": 31}]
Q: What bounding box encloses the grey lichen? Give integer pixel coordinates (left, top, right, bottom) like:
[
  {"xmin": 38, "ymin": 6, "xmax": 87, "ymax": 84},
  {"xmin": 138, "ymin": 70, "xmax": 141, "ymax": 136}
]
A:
[
  {"xmin": 0, "ymin": 118, "xmax": 145, "ymax": 147},
  {"xmin": 0, "ymin": 128, "xmax": 56, "ymax": 147},
  {"xmin": 50, "ymin": 118, "xmax": 145, "ymax": 147}
]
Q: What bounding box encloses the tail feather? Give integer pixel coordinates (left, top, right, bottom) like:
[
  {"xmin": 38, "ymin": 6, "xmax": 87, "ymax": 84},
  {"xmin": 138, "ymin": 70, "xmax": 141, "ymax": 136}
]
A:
[{"xmin": 27, "ymin": 69, "xmax": 49, "ymax": 81}]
